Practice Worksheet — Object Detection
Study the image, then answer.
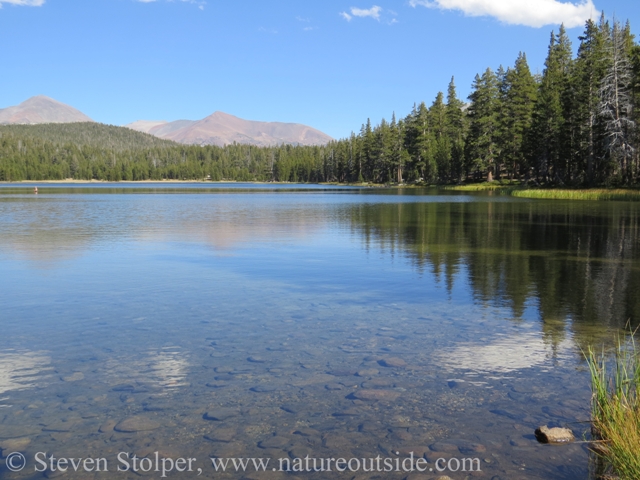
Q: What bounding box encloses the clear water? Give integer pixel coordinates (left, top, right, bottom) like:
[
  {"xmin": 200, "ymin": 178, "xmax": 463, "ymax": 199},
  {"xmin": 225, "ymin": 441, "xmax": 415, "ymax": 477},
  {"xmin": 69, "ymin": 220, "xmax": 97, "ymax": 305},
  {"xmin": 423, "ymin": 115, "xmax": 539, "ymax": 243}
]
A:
[{"xmin": 1, "ymin": 183, "xmax": 638, "ymax": 479}]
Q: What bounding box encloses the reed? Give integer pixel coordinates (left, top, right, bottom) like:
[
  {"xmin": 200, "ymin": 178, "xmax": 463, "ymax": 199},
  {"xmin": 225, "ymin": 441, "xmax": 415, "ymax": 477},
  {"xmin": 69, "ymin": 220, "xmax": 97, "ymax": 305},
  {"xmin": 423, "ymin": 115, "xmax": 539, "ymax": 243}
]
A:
[
  {"xmin": 444, "ymin": 184, "xmax": 640, "ymax": 201},
  {"xmin": 587, "ymin": 334, "xmax": 640, "ymax": 480},
  {"xmin": 511, "ymin": 189, "xmax": 640, "ymax": 201}
]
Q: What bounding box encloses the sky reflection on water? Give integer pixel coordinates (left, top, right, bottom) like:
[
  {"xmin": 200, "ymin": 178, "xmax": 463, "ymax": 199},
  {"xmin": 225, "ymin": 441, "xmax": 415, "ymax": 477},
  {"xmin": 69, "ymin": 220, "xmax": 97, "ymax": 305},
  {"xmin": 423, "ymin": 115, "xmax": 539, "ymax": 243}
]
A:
[{"xmin": 0, "ymin": 185, "xmax": 638, "ymax": 479}]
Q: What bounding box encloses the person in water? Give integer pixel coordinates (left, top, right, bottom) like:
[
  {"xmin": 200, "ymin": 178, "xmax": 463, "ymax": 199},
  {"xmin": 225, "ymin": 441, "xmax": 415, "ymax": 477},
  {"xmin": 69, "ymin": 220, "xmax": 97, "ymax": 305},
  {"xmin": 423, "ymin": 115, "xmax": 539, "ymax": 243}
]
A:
[{"xmin": 34, "ymin": 186, "xmax": 38, "ymax": 194}]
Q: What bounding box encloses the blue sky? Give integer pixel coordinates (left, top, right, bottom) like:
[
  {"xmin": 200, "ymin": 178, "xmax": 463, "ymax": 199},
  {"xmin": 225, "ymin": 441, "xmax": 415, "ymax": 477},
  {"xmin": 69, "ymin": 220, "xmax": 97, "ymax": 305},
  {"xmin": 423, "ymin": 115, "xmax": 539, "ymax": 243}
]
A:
[{"xmin": 1, "ymin": 0, "xmax": 638, "ymax": 139}]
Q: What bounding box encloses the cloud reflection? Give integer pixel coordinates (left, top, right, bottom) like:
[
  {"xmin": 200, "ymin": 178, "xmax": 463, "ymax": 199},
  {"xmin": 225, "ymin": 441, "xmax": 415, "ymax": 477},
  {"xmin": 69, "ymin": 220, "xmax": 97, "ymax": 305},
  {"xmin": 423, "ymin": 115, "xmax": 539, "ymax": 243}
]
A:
[
  {"xmin": 104, "ymin": 347, "xmax": 189, "ymax": 390},
  {"xmin": 437, "ymin": 332, "xmax": 575, "ymax": 373},
  {"xmin": 0, "ymin": 350, "xmax": 51, "ymax": 396}
]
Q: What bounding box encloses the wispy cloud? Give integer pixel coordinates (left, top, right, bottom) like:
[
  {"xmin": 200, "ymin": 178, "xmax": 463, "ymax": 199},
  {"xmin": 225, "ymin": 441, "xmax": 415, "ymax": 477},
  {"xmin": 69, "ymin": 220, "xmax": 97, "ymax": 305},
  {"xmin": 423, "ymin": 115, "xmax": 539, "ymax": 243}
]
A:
[
  {"xmin": 0, "ymin": 0, "xmax": 45, "ymax": 7},
  {"xmin": 340, "ymin": 5, "xmax": 397, "ymax": 24},
  {"xmin": 408, "ymin": 0, "xmax": 596, "ymax": 28},
  {"xmin": 258, "ymin": 27, "xmax": 278, "ymax": 34},
  {"xmin": 351, "ymin": 5, "xmax": 382, "ymax": 21}
]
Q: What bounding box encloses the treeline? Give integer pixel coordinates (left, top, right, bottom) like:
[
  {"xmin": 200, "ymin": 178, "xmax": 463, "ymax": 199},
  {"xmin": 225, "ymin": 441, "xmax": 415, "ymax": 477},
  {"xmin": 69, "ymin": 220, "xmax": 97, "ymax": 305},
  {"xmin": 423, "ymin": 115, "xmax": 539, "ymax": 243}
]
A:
[
  {"xmin": 0, "ymin": 15, "xmax": 638, "ymax": 185},
  {"xmin": 0, "ymin": 129, "xmax": 328, "ymax": 182},
  {"xmin": 332, "ymin": 15, "xmax": 640, "ymax": 186}
]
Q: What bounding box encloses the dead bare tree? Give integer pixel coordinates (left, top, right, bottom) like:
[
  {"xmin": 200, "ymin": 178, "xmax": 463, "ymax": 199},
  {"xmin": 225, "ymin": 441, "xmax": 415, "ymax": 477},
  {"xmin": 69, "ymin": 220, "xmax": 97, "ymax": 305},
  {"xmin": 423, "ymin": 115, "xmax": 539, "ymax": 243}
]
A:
[{"xmin": 599, "ymin": 20, "xmax": 636, "ymax": 183}]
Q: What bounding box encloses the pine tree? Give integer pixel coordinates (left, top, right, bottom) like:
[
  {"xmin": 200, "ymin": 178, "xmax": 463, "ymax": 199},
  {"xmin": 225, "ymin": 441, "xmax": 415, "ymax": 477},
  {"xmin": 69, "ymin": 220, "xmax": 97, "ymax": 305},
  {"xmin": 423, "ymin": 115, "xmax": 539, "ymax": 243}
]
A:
[
  {"xmin": 405, "ymin": 102, "xmax": 435, "ymax": 182},
  {"xmin": 570, "ymin": 16, "xmax": 610, "ymax": 184},
  {"xmin": 466, "ymin": 68, "xmax": 501, "ymax": 181},
  {"xmin": 499, "ymin": 53, "xmax": 538, "ymax": 179},
  {"xmin": 529, "ymin": 25, "xmax": 573, "ymax": 182},
  {"xmin": 430, "ymin": 92, "xmax": 450, "ymax": 181},
  {"xmin": 445, "ymin": 77, "xmax": 466, "ymax": 182}
]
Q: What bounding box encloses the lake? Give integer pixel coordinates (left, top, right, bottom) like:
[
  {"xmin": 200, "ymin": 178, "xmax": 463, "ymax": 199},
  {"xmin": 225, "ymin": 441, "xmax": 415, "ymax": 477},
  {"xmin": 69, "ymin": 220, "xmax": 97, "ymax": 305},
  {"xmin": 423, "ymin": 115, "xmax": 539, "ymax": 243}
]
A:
[{"xmin": 0, "ymin": 183, "xmax": 638, "ymax": 479}]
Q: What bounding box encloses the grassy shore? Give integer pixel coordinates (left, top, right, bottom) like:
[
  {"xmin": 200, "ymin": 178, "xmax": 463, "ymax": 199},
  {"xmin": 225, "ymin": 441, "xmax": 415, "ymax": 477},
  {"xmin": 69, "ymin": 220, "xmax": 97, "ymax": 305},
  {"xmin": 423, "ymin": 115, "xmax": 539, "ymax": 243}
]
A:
[
  {"xmin": 587, "ymin": 335, "xmax": 640, "ymax": 480},
  {"xmin": 445, "ymin": 182, "xmax": 640, "ymax": 201}
]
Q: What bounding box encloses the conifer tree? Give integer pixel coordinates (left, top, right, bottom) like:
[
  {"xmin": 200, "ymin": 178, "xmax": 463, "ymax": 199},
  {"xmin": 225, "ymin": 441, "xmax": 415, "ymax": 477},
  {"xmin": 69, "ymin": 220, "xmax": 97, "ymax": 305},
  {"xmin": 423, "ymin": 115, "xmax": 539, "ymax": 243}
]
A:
[
  {"xmin": 430, "ymin": 92, "xmax": 450, "ymax": 181},
  {"xmin": 466, "ymin": 68, "xmax": 501, "ymax": 180},
  {"xmin": 445, "ymin": 77, "xmax": 466, "ymax": 182},
  {"xmin": 530, "ymin": 25, "xmax": 573, "ymax": 182},
  {"xmin": 571, "ymin": 16, "xmax": 610, "ymax": 184},
  {"xmin": 500, "ymin": 53, "xmax": 537, "ymax": 179}
]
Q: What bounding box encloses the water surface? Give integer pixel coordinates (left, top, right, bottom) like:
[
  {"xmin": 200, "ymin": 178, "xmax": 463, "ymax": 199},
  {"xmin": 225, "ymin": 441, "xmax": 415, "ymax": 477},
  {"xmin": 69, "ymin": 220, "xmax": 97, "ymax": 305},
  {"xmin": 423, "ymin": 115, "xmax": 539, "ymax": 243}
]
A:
[{"xmin": 1, "ymin": 183, "xmax": 638, "ymax": 479}]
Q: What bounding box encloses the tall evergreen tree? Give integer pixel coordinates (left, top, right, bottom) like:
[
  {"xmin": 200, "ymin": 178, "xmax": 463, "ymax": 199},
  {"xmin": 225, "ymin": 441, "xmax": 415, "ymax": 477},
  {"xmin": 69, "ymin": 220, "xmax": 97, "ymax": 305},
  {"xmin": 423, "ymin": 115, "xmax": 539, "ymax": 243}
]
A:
[
  {"xmin": 500, "ymin": 54, "xmax": 537, "ymax": 179},
  {"xmin": 445, "ymin": 77, "xmax": 466, "ymax": 182},
  {"xmin": 429, "ymin": 92, "xmax": 451, "ymax": 181},
  {"xmin": 466, "ymin": 68, "xmax": 501, "ymax": 180},
  {"xmin": 530, "ymin": 25, "xmax": 573, "ymax": 182},
  {"xmin": 571, "ymin": 16, "xmax": 610, "ymax": 184},
  {"xmin": 405, "ymin": 102, "xmax": 435, "ymax": 182}
]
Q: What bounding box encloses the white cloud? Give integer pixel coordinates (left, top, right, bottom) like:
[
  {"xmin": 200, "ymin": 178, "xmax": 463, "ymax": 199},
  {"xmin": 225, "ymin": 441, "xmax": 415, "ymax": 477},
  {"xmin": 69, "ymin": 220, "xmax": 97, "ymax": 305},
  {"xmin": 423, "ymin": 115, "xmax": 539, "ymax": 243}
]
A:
[
  {"xmin": 0, "ymin": 0, "xmax": 45, "ymax": 6},
  {"xmin": 351, "ymin": 5, "xmax": 382, "ymax": 20},
  {"xmin": 340, "ymin": 11, "xmax": 352, "ymax": 21},
  {"xmin": 409, "ymin": 0, "xmax": 597, "ymax": 28}
]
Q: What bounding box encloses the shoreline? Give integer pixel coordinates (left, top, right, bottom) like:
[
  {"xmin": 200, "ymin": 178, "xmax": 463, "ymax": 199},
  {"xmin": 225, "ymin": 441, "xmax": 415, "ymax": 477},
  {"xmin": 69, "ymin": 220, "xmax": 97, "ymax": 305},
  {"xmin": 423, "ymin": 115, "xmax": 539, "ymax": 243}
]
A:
[{"xmin": 3, "ymin": 179, "xmax": 640, "ymax": 201}]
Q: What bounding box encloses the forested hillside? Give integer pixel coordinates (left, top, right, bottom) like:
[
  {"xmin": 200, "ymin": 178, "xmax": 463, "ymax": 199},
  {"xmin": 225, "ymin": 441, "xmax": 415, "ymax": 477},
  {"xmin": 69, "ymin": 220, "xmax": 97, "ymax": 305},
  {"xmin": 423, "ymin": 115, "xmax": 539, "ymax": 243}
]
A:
[
  {"xmin": 0, "ymin": 123, "xmax": 177, "ymax": 151},
  {"xmin": 1, "ymin": 16, "xmax": 638, "ymax": 185}
]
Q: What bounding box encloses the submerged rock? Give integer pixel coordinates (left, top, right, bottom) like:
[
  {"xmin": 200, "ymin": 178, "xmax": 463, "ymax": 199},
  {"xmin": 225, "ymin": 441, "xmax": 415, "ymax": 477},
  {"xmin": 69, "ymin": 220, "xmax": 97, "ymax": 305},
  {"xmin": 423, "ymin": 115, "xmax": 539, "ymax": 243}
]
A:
[
  {"xmin": 258, "ymin": 435, "xmax": 290, "ymax": 449},
  {"xmin": 114, "ymin": 416, "xmax": 161, "ymax": 433},
  {"xmin": 378, "ymin": 358, "xmax": 407, "ymax": 368},
  {"xmin": 325, "ymin": 383, "xmax": 344, "ymax": 391},
  {"xmin": 99, "ymin": 420, "xmax": 116, "ymax": 433},
  {"xmin": 351, "ymin": 389, "xmax": 400, "ymax": 401},
  {"xmin": 0, "ymin": 437, "xmax": 31, "ymax": 453},
  {"xmin": 534, "ymin": 425, "xmax": 574, "ymax": 444},
  {"xmin": 203, "ymin": 408, "xmax": 238, "ymax": 421},
  {"xmin": 0, "ymin": 426, "xmax": 40, "ymax": 439},
  {"xmin": 250, "ymin": 385, "xmax": 277, "ymax": 393},
  {"xmin": 204, "ymin": 427, "xmax": 236, "ymax": 443}
]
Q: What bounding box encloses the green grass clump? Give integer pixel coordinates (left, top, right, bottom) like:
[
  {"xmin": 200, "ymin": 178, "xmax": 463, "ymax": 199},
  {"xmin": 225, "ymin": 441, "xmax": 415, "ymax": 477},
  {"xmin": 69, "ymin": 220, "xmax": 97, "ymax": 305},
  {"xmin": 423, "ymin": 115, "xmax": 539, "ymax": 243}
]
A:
[
  {"xmin": 512, "ymin": 189, "xmax": 640, "ymax": 201},
  {"xmin": 587, "ymin": 334, "xmax": 640, "ymax": 480},
  {"xmin": 443, "ymin": 180, "xmax": 520, "ymax": 191},
  {"xmin": 444, "ymin": 183, "xmax": 640, "ymax": 201}
]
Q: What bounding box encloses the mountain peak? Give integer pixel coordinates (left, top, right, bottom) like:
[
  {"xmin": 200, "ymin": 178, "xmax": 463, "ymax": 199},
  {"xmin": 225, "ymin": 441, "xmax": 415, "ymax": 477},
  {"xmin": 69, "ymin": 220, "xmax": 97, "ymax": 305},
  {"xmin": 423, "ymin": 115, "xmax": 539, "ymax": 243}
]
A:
[
  {"xmin": 127, "ymin": 111, "xmax": 333, "ymax": 147},
  {"xmin": 0, "ymin": 96, "xmax": 94, "ymax": 125}
]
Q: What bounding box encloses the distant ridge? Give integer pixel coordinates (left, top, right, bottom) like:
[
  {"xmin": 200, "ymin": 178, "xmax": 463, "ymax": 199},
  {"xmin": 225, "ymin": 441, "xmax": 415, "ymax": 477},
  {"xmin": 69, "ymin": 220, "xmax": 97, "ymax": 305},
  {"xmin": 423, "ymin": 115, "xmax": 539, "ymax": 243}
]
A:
[
  {"xmin": 0, "ymin": 95, "xmax": 333, "ymax": 147},
  {"xmin": 126, "ymin": 111, "xmax": 333, "ymax": 147},
  {"xmin": 0, "ymin": 96, "xmax": 93, "ymax": 124}
]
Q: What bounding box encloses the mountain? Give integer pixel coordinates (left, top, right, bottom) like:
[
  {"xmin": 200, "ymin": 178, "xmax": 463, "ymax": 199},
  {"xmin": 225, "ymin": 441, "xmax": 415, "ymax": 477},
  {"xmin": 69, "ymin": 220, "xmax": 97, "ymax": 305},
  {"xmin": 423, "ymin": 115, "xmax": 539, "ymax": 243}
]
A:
[
  {"xmin": 0, "ymin": 96, "xmax": 94, "ymax": 124},
  {"xmin": 126, "ymin": 111, "xmax": 333, "ymax": 147}
]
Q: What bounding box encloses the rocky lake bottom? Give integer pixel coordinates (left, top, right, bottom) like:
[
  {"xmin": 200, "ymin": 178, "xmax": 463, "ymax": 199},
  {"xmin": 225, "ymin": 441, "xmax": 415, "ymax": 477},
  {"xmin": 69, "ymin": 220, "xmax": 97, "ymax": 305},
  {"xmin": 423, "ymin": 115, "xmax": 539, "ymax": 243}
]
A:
[{"xmin": 1, "ymin": 184, "xmax": 638, "ymax": 479}]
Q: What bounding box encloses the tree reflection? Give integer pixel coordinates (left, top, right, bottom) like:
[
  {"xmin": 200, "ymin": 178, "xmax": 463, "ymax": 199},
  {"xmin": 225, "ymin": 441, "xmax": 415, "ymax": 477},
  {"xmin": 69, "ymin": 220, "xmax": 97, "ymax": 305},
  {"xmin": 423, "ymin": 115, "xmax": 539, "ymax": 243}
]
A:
[{"xmin": 349, "ymin": 199, "xmax": 640, "ymax": 349}]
